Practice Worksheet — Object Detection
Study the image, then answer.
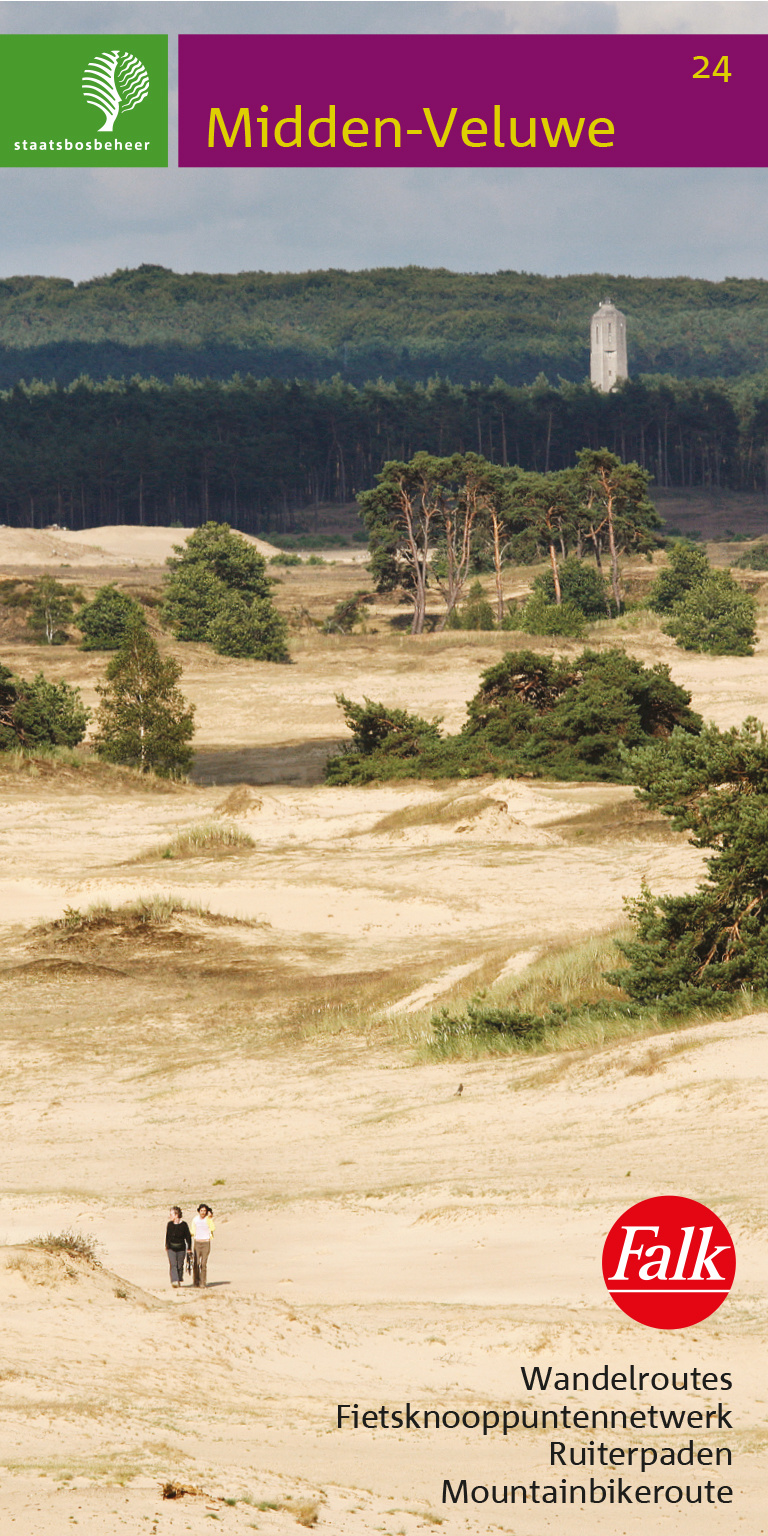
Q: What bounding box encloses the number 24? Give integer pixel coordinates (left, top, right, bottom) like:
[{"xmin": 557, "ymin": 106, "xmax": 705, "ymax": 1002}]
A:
[{"xmin": 693, "ymin": 55, "xmax": 731, "ymax": 81}]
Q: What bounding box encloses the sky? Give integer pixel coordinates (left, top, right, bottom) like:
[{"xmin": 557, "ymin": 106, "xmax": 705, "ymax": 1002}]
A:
[{"xmin": 3, "ymin": 0, "xmax": 768, "ymax": 283}]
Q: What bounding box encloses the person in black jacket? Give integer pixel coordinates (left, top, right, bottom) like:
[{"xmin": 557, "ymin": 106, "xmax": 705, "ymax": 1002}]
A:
[{"xmin": 165, "ymin": 1206, "xmax": 192, "ymax": 1287}]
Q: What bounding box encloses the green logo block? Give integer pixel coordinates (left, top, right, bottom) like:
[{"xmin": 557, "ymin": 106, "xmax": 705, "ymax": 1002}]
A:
[{"xmin": 1, "ymin": 35, "xmax": 168, "ymax": 166}]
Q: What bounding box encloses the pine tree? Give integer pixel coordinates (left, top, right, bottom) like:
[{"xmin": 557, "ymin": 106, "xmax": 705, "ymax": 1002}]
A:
[
  {"xmin": 0, "ymin": 664, "xmax": 88, "ymax": 750},
  {"xmin": 207, "ymin": 592, "xmax": 289, "ymax": 660},
  {"xmin": 78, "ymin": 584, "xmax": 147, "ymax": 651},
  {"xmin": 325, "ymin": 649, "xmax": 702, "ymax": 785},
  {"xmin": 648, "ymin": 541, "xmax": 710, "ymax": 613},
  {"xmin": 13, "ymin": 675, "xmax": 89, "ymax": 747},
  {"xmin": 663, "ymin": 570, "xmax": 757, "ymax": 656},
  {"xmin": 608, "ymin": 720, "xmax": 768, "ymax": 1004},
  {"xmin": 0, "ymin": 664, "xmax": 16, "ymax": 749},
  {"xmin": 534, "ymin": 556, "xmax": 610, "ymax": 618},
  {"xmin": 93, "ymin": 619, "xmax": 195, "ymax": 776},
  {"xmin": 161, "ymin": 521, "xmax": 289, "ymax": 660}
]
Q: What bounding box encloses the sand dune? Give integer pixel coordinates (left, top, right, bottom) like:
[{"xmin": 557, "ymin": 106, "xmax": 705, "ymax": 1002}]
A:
[
  {"xmin": 0, "ymin": 550, "xmax": 766, "ymax": 1530},
  {"xmin": 0, "ymin": 523, "xmax": 284, "ymax": 568}
]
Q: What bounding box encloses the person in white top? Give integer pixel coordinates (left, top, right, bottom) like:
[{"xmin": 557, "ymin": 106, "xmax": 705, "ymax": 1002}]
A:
[{"xmin": 191, "ymin": 1203, "xmax": 215, "ymax": 1287}]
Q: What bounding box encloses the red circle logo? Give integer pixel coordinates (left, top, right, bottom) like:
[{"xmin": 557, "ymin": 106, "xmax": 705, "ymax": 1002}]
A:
[{"xmin": 602, "ymin": 1195, "xmax": 735, "ymax": 1330}]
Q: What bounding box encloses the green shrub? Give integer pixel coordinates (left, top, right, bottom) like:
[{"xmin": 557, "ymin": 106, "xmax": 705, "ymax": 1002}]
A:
[
  {"xmin": 534, "ymin": 557, "xmax": 610, "ymax": 618},
  {"xmin": 648, "ymin": 541, "xmax": 710, "ymax": 613},
  {"xmin": 167, "ymin": 521, "xmax": 272, "ymax": 599},
  {"xmin": 463, "ymin": 648, "xmax": 701, "ymax": 767},
  {"xmin": 207, "ymin": 593, "xmax": 290, "ymax": 661},
  {"xmin": 161, "ymin": 563, "xmax": 225, "ymax": 641},
  {"xmin": 0, "ymin": 664, "xmax": 89, "ymax": 750},
  {"xmin": 269, "ymin": 551, "xmax": 302, "ymax": 566},
  {"xmin": 0, "ymin": 577, "xmax": 32, "ymax": 610},
  {"xmin": 78, "ymin": 585, "xmax": 147, "ymax": 650},
  {"xmin": 325, "ymin": 695, "xmax": 442, "ymax": 783},
  {"xmin": 663, "ymin": 569, "xmax": 757, "ymax": 655},
  {"xmin": 452, "ymin": 580, "xmax": 496, "ymax": 630},
  {"xmin": 322, "ymin": 592, "xmax": 372, "ymax": 634},
  {"xmin": 13, "ymin": 675, "xmax": 90, "ymax": 748},
  {"xmin": 503, "ymin": 590, "xmax": 586, "ymax": 638},
  {"xmin": 324, "ymin": 649, "xmax": 702, "ymax": 785},
  {"xmin": 433, "ymin": 996, "xmax": 554, "ymax": 1044},
  {"xmin": 736, "ymin": 542, "xmax": 768, "ymax": 571}
]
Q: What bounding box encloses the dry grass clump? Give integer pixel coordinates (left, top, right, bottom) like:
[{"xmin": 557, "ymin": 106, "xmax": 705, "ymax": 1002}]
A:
[
  {"xmin": 247, "ymin": 1497, "xmax": 321, "ymax": 1526},
  {"xmin": 161, "ymin": 1481, "xmax": 205, "ymax": 1500},
  {"xmin": 279, "ymin": 1498, "xmax": 323, "ymax": 1528},
  {"xmin": 50, "ymin": 895, "xmax": 236, "ymax": 932},
  {"xmin": 553, "ymin": 795, "xmax": 679, "ymax": 846},
  {"xmin": 160, "ymin": 1482, "xmax": 319, "ymax": 1519},
  {"xmin": 28, "ymin": 1230, "xmax": 100, "ymax": 1264},
  {"xmin": 286, "ymin": 961, "xmax": 442, "ymax": 1047},
  {"xmin": 624, "ymin": 1036, "xmax": 703, "ymax": 1077},
  {"xmin": 370, "ymin": 792, "xmax": 492, "ymax": 836},
  {"xmin": 588, "ymin": 609, "xmax": 665, "ymax": 639},
  {"xmin": 626, "ymin": 1043, "xmax": 666, "ymax": 1076},
  {"xmin": 145, "ymin": 821, "xmax": 255, "ymax": 860}
]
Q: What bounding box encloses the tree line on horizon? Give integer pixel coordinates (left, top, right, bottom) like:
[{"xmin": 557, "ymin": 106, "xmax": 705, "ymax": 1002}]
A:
[
  {"xmin": 4, "ymin": 265, "xmax": 768, "ymax": 387},
  {"xmin": 3, "ymin": 370, "xmax": 768, "ymax": 533}
]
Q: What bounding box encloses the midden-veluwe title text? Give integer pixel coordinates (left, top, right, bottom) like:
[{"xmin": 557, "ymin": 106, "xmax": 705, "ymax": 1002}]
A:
[{"xmin": 208, "ymin": 105, "xmax": 614, "ymax": 154}]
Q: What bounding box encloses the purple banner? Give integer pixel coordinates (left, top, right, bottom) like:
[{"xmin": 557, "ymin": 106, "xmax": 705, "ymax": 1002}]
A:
[{"xmin": 178, "ymin": 33, "xmax": 764, "ymax": 168}]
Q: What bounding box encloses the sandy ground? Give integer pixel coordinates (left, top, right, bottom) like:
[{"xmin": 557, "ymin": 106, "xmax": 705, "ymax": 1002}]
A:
[
  {"xmin": 0, "ymin": 524, "xmax": 367, "ymax": 570},
  {"xmin": 0, "ymin": 531, "xmax": 766, "ymax": 1533},
  {"xmin": 0, "ymin": 523, "xmax": 287, "ymax": 568}
]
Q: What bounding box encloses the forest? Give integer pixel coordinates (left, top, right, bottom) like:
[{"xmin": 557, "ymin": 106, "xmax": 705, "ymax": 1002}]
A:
[
  {"xmin": 4, "ymin": 265, "xmax": 768, "ymax": 387},
  {"xmin": 1, "ymin": 370, "xmax": 768, "ymax": 533}
]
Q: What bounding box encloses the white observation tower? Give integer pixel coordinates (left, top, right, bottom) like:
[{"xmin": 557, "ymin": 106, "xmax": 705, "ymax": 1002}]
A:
[{"xmin": 590, "ymin": 299, "xmax": 628, "ymax": 392}]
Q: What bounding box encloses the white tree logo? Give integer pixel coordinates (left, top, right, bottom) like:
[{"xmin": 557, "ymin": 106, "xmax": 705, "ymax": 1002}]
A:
[{"xmin": 82, "ymin": 50, "xmax": 149, "ymax": 132}]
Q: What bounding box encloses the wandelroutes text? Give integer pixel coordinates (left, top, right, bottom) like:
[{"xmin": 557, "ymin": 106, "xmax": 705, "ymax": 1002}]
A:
[{"xmin": 335, "ymin": 1362, "xmax": 736, "ymax": 1511}]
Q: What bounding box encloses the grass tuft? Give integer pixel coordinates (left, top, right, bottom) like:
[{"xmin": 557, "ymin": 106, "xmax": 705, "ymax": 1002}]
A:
[
  {"xmin": 280, "ymin": 1499, "xmax": 322, "ymax": 1528},
  {"xmin": 588, "ymin": 609, "xmax": 665, "ymax": 637},
  {"xmin": 143, "ymin": 822, "xmax": 255, "ymax": 861},
  {"xmin": 28, "ymin": 1230, "xmax": 101, "ymax": 1264},
  {"xmin": 369, "ymin": 792, "xmax": 493, "ymax": 836},
  {"xmin": 48, "ymin": 895, "xmax": 241, "ymax": 932}
]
